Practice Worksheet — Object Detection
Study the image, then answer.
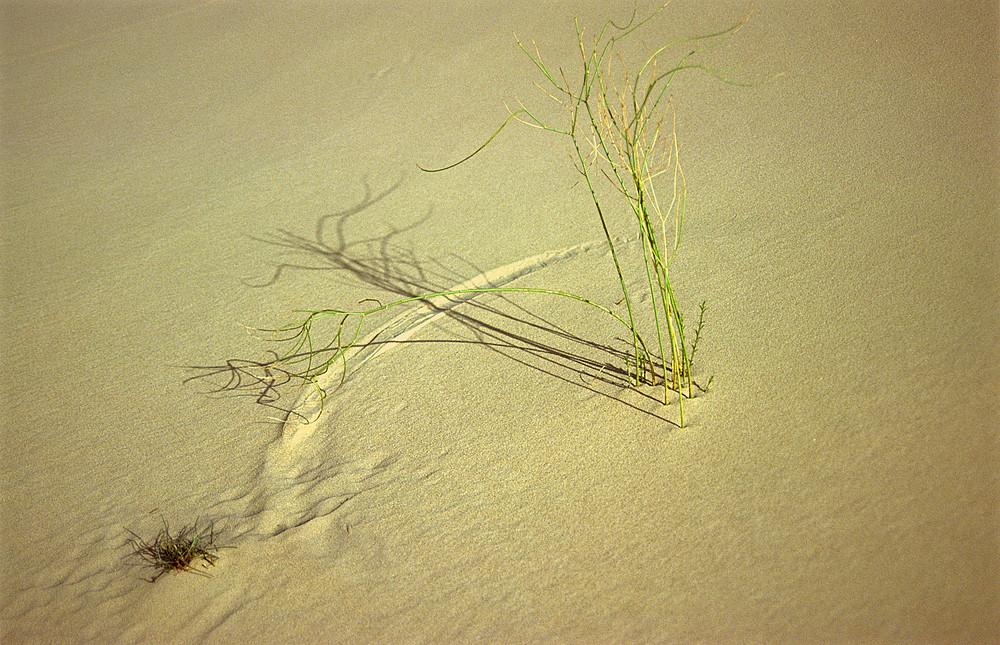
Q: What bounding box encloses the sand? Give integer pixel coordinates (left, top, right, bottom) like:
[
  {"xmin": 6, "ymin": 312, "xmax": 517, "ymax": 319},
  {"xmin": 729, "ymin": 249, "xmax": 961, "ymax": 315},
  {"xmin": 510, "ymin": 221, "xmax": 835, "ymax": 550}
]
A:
[{"xmin": 2, "ymin": 1, "xmax": 997, "ymax": 642}]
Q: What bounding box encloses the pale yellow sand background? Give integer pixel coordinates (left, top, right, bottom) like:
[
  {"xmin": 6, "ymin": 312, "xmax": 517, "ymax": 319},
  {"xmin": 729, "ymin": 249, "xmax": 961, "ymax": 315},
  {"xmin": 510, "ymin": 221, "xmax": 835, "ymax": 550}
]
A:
[{"xmin": 2, "ymin": 1, "xmax": 998, "ymax": 642}]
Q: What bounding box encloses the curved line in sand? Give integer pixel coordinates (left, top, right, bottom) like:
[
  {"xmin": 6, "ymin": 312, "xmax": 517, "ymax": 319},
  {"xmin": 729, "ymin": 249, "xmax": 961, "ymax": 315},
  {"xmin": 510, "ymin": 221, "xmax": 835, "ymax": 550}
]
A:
[{"xmin": 278, "ymin": 238, "xmax": 609, "ymax": 449}]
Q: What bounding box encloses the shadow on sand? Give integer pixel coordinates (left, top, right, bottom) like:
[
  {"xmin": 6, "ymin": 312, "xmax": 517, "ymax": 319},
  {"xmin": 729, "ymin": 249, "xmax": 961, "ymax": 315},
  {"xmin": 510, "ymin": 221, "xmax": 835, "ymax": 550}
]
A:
[{"xmin": 184, "ymin": 176, "xmax": 676, "ymax": 425}]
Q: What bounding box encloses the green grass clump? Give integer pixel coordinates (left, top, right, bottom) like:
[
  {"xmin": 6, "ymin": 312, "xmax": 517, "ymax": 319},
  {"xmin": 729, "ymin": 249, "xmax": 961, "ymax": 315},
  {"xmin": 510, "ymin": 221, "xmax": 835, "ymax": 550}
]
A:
[
  {"xmin": 125, "ymin": 519, "xmax": 229, "ymax": 582},
  {"xmin": 191, "ymin": 4, "xmax": 745, "ymax": 427}
]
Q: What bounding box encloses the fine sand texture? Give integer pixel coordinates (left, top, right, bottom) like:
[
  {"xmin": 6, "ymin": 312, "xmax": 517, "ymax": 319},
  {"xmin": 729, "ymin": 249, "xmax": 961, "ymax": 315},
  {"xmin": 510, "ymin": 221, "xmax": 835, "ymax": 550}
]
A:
[{"xmin": 2, "ymin": 1, "xmax": 998, "ymax": 642}]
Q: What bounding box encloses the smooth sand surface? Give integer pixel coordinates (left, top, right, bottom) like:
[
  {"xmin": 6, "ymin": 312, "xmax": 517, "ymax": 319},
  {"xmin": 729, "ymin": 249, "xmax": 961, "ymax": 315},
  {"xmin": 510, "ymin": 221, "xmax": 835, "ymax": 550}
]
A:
[{"xmin": 2, "ymin": 1, "xmax": 998, "ymax": 642}]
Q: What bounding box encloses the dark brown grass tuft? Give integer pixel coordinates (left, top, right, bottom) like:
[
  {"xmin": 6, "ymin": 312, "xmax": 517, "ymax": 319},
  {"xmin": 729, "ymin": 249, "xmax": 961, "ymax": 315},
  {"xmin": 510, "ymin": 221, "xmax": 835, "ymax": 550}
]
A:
[{"xmin": 125, "ymin": 519, "xmax": 230, "ymax": 582}]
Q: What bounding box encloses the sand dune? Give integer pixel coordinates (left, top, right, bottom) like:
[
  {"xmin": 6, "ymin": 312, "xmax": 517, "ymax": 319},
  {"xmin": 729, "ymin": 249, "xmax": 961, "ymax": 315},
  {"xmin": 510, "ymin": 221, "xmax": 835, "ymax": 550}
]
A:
[{"xmin": 2, "ymin": 1, "xmax": 997, "ymax": 642}]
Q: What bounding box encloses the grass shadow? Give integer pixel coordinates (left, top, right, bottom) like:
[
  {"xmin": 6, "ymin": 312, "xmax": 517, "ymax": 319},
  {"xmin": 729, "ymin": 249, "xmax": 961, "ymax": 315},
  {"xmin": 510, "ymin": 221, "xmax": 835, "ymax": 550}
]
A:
[{"xmin": 184, "ymin": 176, "xmax": 679, "ymax": 424}]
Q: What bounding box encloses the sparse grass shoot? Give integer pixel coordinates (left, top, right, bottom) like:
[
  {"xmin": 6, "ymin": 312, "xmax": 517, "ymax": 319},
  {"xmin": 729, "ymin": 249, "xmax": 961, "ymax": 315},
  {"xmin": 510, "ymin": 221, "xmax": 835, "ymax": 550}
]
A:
[{"xmin": 190, "ymin": 3, "xmax": 748, "ymax": 427}]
